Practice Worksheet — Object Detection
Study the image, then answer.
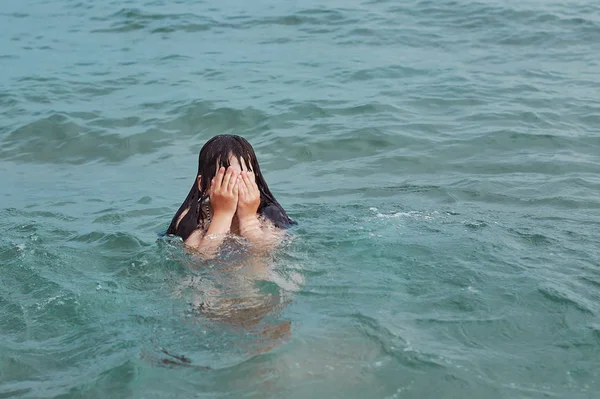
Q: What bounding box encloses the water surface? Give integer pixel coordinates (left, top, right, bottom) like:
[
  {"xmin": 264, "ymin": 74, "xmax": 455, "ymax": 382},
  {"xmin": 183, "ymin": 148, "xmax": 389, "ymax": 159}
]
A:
[{"xmin": 1, "ymin": 0, "xmax": 600, "ymax": 398}]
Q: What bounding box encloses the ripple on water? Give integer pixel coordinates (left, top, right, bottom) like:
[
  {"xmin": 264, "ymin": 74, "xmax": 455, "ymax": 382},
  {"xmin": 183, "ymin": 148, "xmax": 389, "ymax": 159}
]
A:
[
  {"xmin": 159, "ymin": 100, "xmax": 268, "ymax": 138},
  {"xmin": 90, "ymin": 8, "xmax": 226, "ymax": 34},
  {"xmin": 537, "ymin": 284, "xmax": 596, "ymax": 316},
  {"xmin": 70, "ymin": 231, "xmax": 146, "ymax": 252},
  {"xmin": 0, "ymin": 113, "xmax": 171, "ymax": 164},
  {"xmin": 0, "ymin": 295, "xmax": 27, "ymax": 335}
]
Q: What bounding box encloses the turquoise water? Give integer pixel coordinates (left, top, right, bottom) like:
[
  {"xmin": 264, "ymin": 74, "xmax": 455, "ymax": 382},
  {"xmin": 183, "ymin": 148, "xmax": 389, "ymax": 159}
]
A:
[{"xmin": 2, "ymin": 0, "xmax": 600, "ymax": 397}]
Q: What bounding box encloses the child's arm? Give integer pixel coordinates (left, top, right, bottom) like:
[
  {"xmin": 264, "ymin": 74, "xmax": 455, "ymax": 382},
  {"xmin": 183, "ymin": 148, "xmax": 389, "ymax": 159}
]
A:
[
  {"xmin": 236, "ymin": 171, "xmax": 285, "ymax": 253},
  {"xmin": 237, "ymin": 214, "xmax": 285, "ymax": 253},
  {"xmin": 185, "ymin": 167, "xmax": 240, "ymax": 259},
  {"xmin": 185, "ymin": 212, "xmax": 235, "ymax": 258}
]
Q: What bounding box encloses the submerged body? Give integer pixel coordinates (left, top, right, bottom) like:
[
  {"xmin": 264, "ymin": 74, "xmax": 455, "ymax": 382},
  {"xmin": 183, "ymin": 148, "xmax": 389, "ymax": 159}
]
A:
[{"xmin": 160, "ymin": 135, "xmax": 297, "ymax": 355}]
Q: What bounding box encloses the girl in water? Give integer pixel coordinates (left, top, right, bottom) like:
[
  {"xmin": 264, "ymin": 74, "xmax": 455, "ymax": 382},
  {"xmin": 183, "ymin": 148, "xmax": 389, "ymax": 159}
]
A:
[
  {"xmin": 157, "ymin": 135, "xmax": 297, "ymax": 364},
  {"xmin": 165, "ymin": 134, "xmax": 295, "ymax": 258}
]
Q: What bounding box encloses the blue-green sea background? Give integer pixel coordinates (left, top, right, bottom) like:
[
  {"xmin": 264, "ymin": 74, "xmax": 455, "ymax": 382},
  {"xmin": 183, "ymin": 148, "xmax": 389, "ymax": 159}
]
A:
[{"xmin": 2, "ymin": 0, "xmax": 600, "ymax": 398}]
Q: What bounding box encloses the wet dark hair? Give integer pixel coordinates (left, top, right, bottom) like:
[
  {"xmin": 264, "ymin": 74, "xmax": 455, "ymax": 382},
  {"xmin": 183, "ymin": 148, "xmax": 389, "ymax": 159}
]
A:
[{"xmin": 165, "ymin": 135, "xmax": 295, "ymax": 241}]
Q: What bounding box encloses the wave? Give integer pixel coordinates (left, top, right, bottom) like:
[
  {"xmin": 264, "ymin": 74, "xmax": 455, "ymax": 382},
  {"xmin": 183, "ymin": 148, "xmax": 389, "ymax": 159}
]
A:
[{"xmin": 0, "ymin": 113, "xmax": 170, "ymax": 164}]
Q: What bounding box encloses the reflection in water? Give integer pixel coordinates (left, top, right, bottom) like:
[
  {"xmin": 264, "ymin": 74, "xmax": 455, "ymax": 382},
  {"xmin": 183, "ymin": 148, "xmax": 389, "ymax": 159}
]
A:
[{"xmin": 153, "ymin": 235, "xmax": 301, "ymax": 367}]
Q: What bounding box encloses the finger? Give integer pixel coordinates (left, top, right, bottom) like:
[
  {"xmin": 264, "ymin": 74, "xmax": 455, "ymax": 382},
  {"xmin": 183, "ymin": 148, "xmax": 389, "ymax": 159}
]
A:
[
  {"xmin": 244, "ymin": 173, "xmax": 255, "ymax": 197},
  {"xmin": 214, "ymin": 167, "xmax": 225, "ymax": 190},
  {"xmin": 238, "ymin": 176, "xmax": 248, "ymax": 198},
  {"xmin": 241, "ymin": 171, "xmax": 251, "ymax": 188},
  {"xmin": 248, "ymin": 172, "xmax": 259, "ymax": 194},
  {"xmin": 232, "ymin": 177, "xmax": 239, "ymax": 197},
  {"xmin": 249, "ymin": 170, "xmax": 256, "ymax": 183},
  {"xmin": 221, "ymin": 167, "xmax": 233, "ymax": 190},
  {"xmin": 208, "ymin": 176, "xmax": 216, "ymax": 197},
  {"xmin": 228, "ymin": 171, "xmax": 240, "ymax": 193},
  {"xmin": 242, "ymin": 172, "xmax": 252, "ymax": 196}
]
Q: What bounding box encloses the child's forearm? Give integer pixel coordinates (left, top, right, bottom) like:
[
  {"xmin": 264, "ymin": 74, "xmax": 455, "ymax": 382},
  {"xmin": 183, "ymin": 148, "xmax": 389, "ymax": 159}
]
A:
[
  {"xmin": 238, "ymin": 215, "xmax": 283, "ymax": 253},
  {"xmin": 185, "ymin": 213, "xmax": 233, "ymax": 259},
  {"xmin": 238, "ymin": 215, "xmax": 263, "ymax": 244}
]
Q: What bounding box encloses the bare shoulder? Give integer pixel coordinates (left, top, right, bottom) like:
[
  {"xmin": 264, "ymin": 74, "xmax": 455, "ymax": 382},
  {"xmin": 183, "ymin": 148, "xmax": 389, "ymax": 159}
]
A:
[{"xmin": 176, "ymin": 207, "xmax": 205, "ymax": 247}]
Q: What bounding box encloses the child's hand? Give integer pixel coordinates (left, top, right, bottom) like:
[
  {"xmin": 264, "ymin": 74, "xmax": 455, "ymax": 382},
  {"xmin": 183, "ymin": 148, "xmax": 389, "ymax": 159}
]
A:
[
  {"xmin": 208, "ymin": 167, "xmax": 240, "ymax": 217},
  {"xmin": 236, "ymin": 171, "xmax": 260, "ymax": 220}
]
